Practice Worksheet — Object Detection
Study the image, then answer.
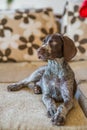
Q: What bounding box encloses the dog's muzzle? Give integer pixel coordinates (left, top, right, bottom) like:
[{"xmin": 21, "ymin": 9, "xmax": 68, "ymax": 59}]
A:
[{"xmin": 37, "ymin": 47, "xmax": 49, "ymax": 60}]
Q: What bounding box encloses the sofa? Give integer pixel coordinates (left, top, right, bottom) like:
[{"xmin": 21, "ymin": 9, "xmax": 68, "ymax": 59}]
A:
[{"xmin": 0, "ymin": 1, "xmax": 87, "ymax": 130}]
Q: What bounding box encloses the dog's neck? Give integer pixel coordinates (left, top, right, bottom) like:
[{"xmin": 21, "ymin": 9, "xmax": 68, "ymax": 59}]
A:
[
  {"xmin": 48, "ymin": 57, "xmax": 64, "ymax": 67},
  {"xmin": 47, "ymin": 57, "xmax": 65, "ymax": 78}
]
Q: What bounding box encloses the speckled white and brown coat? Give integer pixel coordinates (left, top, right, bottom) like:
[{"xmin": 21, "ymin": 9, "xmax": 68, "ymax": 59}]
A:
[{"xmin": 7, "ymin": 33, "xmax": 77, "ymax": 126}]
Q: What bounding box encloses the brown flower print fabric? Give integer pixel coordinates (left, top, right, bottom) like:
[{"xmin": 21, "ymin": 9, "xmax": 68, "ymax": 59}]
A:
[
  {"xmin": 19, "ymin": 35, "xmax": 39, "ymax": 55},
  {"xmin": 62, "ymin": 1, "xmax": 87, "ymax": 61},
  {"xmin": 0, "ymin": 18, "xmax": 13, "ymax": 37},
  {"xmin": 61, "ymin": 2, "xmax": 68, "ymax": 34},
  {"xmin": 68, "ymin": 5, "xmax": 85, "ymax": 24},
  {"xmin": 36, "ymin": 8, "xmax": 52, "ymax": 14},
  {"xmin": 14, "ymin": 10, "xmax": 36, "ymax": 24},
  {"xmin": 0, "ymin": 8, "xmax": 60, "ymax": 62},
  {"xmin": 74, "ymin": 34, "xmax": 87, "ymax": 53},
  {"xmin": 0, "ymin": 48, "xmax": 16, "ymax": 62},
  {"xmin": 40, "ymin": 27, "xmax": 54, "ymax": 41}
]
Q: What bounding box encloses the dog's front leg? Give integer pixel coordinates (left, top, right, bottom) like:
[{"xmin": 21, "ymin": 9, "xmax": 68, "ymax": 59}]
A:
[
  {"xmin": 7, "ymin": 66, "xmax": 45, "ymax": 92},
  {"xmin": 52, "ymin": 81, "xmax": 74, "ymax": 126},
  {"xmin": 42, "ymin": 94, "xmax": 57, "ymax": 118}
]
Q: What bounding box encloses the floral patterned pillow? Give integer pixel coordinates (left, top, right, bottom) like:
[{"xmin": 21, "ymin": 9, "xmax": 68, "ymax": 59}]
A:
[
  {"xmin": 62, "ymin": 1, "xmax": 87, "ymax": 61},
  {"xmin": 0, "ymin": 8, "xmax": 60, "ymax": 62}
]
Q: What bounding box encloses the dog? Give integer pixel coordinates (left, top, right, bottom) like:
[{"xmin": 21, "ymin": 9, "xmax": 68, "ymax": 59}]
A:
[{"xmin": 7, "ymin": 33, "xmax": 77, "ymax": 126}]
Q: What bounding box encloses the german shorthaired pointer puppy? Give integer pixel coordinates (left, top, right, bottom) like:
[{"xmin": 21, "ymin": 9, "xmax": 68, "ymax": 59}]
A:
[{"xmin": 7, "ymin": 33, "xmax": 77, "ymax": 126}]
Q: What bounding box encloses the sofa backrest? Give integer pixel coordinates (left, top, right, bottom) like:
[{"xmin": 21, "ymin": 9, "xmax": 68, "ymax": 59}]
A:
[
  {"xmin": 62, "ymin": 1, "xmax": 87, "ymax": 61},
  {"xmin": 0, "ymin": 8, "xmax": 60, "ymax": 62}
]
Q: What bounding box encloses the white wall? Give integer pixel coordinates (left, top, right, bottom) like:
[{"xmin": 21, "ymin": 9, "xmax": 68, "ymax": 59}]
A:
[
  {"xmin": 11, "ymin": 0, "xmax": 67, "ymax": 14},
  {"xmin": 0, "ymin": 0, "xmax": 83, "ymax": 14},
  {"xmin": 0, "ymin": 0, "xmax": 7, "ymax": 9},
  {"xmin": 0, "ymin": 0, "xmax": 66, "ymax": 14}
]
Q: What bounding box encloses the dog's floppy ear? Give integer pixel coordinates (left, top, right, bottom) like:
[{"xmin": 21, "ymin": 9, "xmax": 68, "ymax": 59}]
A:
[{"xmin": 62, "ymin": 36, "xmax": 77, "ymax": 61}]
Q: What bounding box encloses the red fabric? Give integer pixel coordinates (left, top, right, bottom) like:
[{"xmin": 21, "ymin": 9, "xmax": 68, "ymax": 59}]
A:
[{"xmin": 79, "ymin": 0, "xmax": 87, "ymax": 17}]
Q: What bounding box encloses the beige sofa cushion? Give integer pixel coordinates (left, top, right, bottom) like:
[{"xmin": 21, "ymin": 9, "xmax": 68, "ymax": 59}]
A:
[
  {"xmin": 0, "ymin": 61, "xmax": 87, "ymax": 129},
  {"xmin": 0, "ymin": 83, "xmax": 87, "ymax": 130},
  {"xmin": 0, "ymin": 60, "xmax": 87, "ymax": 83},
  {"xmin": 78, "ymin": 83, "xmax": 87, "ymax": 117}
]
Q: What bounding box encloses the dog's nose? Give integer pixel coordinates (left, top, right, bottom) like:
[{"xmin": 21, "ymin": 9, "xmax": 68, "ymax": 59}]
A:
[{"xmin": 37, "ymin": 48, "xmax": 46, "ymax": 54}]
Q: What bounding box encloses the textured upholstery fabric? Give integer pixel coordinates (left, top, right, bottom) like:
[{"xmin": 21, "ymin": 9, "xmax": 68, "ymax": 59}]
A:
[
  {"xmin": 78, "ymin": 83, "xmax": 87, "ymax": 117},
  {"xmin": 0, "ymin": 83, "xmax": 87, "ymax": 130},
  {"xmin": 0, "ymin": 61, "xmax": 87, "ymax": 129},
  {"xmin": 0, "ymin": 8, "xmax": 60, "ymax": 62},
  {"xmin": 0, "ymin": 61, "xmax": 87, "ymax": 83},
  {"xmin": 61, "ymin": 1, "xmax": 87, "ymax": 61}
]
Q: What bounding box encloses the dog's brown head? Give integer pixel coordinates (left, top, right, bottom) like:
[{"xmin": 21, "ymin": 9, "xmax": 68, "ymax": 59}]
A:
[{"xmin": 37, "ymin": 33, "xmax": 77, "ymax": 61}]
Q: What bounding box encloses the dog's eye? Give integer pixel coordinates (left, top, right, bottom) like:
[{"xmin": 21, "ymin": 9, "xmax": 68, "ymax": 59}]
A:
[{"xmin": 49, "ymin": 40, "xmax": 53, "ymax": 43}]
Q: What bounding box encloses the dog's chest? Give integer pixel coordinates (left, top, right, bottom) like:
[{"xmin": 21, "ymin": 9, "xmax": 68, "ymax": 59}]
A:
[
  {"xmin": 42, "ymin": 59, "xmax": 65, "ymax": 95},
  {"xmin": 46, "ymin": 75, "xmax": 61, "ymax": 87},
  {"xmin": 43, "ymin": 68, "xmax": 63, "ymax": 90},
  {"xmin": 44, "ymin": 59, "xmax": 65, "ymax": 86},
  {"xmin": 42, "ymin": 74, "xmax": 61, "ymax": 97}
]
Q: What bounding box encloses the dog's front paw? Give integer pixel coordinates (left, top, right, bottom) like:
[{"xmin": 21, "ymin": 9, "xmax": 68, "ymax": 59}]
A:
[
  {"xmin": 51, "ymin": 113, "xmax": 65, "ymax": 126},
  {"xmin": 7, "ymin": 84, "xmax": 19, "ymax": 91},
  {"xmin": 47, "ymin": 105, "xmax": 57, "ymax": 118},
  {"xmin": 51, "ymin": 105, "xmax": 66, "ymax": 126}
]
